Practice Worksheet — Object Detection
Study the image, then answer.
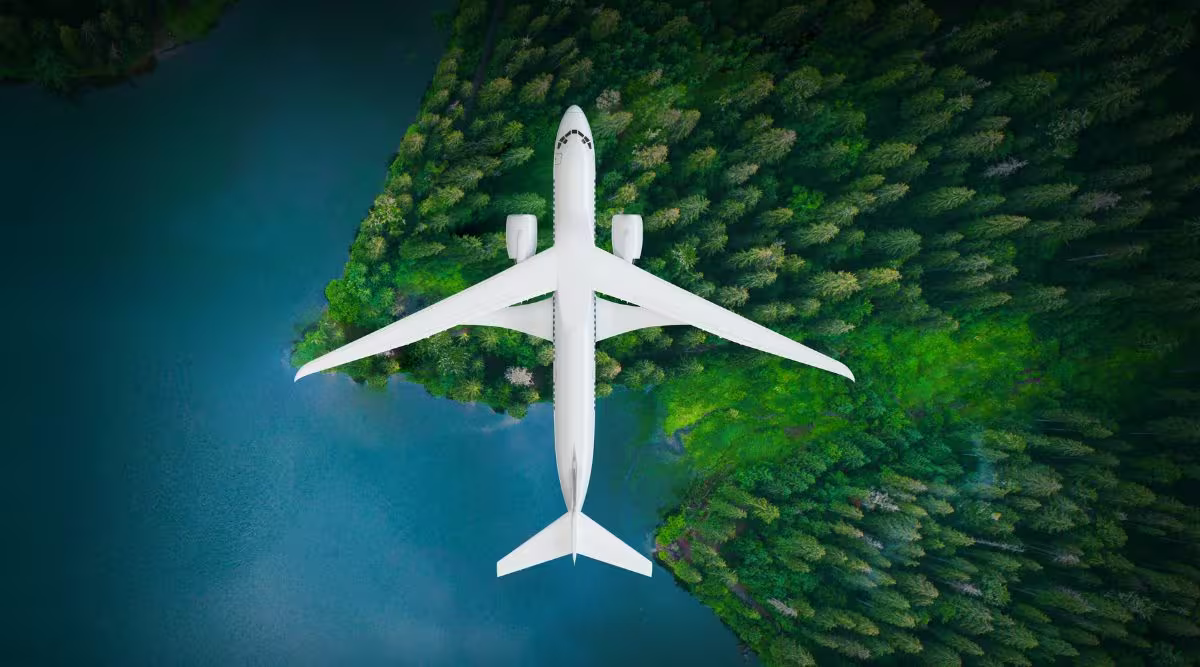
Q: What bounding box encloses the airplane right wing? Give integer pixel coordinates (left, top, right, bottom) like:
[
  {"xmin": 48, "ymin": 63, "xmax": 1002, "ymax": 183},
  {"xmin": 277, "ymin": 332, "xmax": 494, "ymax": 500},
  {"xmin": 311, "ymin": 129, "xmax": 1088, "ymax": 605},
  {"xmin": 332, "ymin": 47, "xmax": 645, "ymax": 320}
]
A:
[
  {"xmin": 585, "ymin": 246, "xmax": 854, "ymax": 381},
  {"xmin": 295, "ymin": 248, "xmax": 559, "ymax": 381}
]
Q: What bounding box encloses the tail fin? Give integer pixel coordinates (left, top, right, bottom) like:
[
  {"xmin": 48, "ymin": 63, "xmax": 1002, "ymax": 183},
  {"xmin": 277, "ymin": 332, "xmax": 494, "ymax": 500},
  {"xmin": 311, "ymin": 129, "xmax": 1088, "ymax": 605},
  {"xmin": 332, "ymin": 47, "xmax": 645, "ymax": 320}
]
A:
[{"xmin": 496, "ymin": 511, "xmax": 653, "ymax": 577}]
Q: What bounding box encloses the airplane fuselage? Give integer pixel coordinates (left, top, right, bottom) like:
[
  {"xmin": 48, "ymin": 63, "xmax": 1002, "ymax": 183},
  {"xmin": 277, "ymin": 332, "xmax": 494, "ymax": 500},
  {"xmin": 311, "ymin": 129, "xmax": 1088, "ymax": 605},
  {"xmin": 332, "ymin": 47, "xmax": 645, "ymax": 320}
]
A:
[
  {"xmin": 550, "ymin": 106, "xmax": 598, "ymax": 557},
  {"xmin": 294, "ymin": 104, "xmax": 854, "ymax": 577}
]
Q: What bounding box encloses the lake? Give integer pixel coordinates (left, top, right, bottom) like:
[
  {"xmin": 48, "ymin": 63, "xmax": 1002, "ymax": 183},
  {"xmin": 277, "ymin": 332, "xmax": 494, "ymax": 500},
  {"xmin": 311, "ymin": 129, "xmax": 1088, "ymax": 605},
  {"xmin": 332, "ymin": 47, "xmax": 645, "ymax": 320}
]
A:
[{"xmin": 0, "ymin": 0, "xmax": 749, "ymax": 664}]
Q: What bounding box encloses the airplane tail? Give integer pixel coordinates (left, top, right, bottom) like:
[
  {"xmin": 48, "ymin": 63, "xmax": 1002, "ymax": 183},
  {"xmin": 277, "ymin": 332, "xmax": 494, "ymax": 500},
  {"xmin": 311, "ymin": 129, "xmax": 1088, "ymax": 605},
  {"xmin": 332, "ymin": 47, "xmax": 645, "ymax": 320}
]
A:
[{"xmin": 496, "ymin": 511, "xmax": 653, "ymax": 577}]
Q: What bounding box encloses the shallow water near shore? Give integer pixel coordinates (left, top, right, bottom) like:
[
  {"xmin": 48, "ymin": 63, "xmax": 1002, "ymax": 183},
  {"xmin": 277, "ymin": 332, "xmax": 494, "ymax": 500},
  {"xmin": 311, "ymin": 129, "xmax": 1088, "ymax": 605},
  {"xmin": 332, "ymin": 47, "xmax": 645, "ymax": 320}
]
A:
[{"xmin": 0, "ymin": 0, "xmax": 749, "ymax": 664}]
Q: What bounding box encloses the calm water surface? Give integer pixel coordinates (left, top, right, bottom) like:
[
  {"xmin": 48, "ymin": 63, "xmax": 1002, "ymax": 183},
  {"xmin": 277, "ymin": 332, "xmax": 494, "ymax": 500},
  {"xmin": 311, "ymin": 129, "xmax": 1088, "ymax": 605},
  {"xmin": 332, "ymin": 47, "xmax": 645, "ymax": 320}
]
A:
[{"xmin": 0, "ymin": 0, "xmax": 748, "ymax": 664}]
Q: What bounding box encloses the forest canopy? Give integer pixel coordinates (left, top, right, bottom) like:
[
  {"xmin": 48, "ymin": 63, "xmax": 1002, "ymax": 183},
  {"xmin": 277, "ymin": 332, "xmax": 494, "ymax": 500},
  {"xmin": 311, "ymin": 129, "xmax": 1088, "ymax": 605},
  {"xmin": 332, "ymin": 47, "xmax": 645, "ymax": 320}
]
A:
[{"xmin": 292, "ymin": 0, "xmax": 1200, "ymax": 663}]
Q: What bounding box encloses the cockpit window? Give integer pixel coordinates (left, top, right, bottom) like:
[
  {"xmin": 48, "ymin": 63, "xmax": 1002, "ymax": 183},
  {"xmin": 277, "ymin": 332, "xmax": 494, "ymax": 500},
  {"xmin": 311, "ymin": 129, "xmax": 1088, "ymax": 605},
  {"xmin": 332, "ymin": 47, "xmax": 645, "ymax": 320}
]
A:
[{"xmin": 557, "ymin": 128, "xmax": 593, "ymax": 150}]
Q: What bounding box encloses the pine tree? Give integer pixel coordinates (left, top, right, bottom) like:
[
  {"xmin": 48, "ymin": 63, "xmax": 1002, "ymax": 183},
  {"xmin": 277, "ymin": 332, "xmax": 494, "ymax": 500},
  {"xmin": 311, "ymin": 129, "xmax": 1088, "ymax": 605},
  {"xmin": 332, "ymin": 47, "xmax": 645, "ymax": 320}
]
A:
[
  {"xmin": 913, "ymin": 187, "xmax": 976, "ymax": 216},
  {"xmin": 593, "ymin": 110, "xmax": 634, "ymax": 140},
  {"xmin": 518, "ymin": 73, "xmax": 553, "ymax": 104},
  {"xmin": 684, "ymin": 146, "xmax": 719, "ymax": 175},
  {"xmin": 478, "ymin": 77, "xmax": 513, "ymax": 110},
  {"xmin": 867, "ymin": 229, "xmax": 922, "ymax": 259},
  {"xmin": 590, "ymin": 8, "xmax": 621, "ymax": 41},
  {"xmin": 810, "ymin": 271, "xmax": 862, "ymax": 301},
  {"xmin": 778, "ymin": 66, "xmax": 824, "ymax": 115},
  {"xmin": 746, "ymin": 128, "xmax": 798, "ymax": 165},
  {"xmin": 864, "ymin": 142, "xmax": 919, "ymax": 171},
  {"xmin": 794, "ymin": 223, "xmax": 839, "ymax": 247},
  {"xmin": 963, "ymin": 215, "xmax": 1030, "ymax": 238}
]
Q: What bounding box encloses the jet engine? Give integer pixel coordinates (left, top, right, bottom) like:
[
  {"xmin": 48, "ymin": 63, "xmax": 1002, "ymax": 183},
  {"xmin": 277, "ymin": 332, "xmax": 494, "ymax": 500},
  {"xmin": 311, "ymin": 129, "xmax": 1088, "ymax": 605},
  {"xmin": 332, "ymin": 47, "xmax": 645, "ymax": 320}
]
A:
[
  {"xmin": 611, "ymin": 214, "xmax": 643, "ymax": 263},
  {"xmin": 506, "ymin": 214, "xmax": 537, "ymax": 262}
]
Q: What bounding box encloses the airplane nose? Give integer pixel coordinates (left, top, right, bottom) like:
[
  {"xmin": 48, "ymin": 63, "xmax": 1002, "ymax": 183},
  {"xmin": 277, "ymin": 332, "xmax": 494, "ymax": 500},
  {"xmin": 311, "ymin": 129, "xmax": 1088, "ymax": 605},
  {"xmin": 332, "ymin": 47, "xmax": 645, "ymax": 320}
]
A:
[{"xmin": 557, "ymin": 104, "xmax": 592, "ymax": 141}]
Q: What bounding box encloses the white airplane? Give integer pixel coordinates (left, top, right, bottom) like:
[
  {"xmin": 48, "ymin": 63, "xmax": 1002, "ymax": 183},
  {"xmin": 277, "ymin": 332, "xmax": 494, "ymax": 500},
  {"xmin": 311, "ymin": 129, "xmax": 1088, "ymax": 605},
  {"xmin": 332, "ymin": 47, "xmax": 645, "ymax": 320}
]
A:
[{"xmin": 295, "ymin": 105, "xmax": 855, "ymax": 578}]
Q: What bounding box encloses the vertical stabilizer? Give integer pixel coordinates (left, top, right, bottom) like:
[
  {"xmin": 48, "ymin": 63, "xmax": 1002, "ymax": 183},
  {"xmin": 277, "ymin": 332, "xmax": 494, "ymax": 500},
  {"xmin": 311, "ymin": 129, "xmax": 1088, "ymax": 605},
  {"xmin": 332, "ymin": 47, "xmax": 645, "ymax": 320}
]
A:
[{"xmin": 571, "ymin": 510, "xmax": 578, "ymax": 564}]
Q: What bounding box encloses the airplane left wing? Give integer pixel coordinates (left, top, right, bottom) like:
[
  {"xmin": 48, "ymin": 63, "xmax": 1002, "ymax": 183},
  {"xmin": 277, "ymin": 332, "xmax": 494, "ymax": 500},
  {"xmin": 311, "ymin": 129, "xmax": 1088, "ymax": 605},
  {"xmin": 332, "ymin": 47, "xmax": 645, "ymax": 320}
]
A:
[
  {"xmin": 585, "ymin": 246, "xmax": 854, "ymax": 381},
  {"xmin": 295, "ymin": 248, "xmax": 559, "ymax": 381}
]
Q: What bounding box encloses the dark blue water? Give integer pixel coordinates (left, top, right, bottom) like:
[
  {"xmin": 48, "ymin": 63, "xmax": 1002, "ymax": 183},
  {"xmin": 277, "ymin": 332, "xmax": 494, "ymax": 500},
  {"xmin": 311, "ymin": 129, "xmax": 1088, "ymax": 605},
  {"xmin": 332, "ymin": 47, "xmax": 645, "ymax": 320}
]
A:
[{"xmin": 0, "ymin": 1, "xmax": 746, "ymax": 664}]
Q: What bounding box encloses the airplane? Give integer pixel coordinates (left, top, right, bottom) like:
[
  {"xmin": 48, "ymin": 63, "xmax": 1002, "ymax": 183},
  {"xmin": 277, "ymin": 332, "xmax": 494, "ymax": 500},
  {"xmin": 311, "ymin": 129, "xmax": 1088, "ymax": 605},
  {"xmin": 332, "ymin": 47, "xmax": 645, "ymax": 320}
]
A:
[{"xmin": 295, "ymin": 104, "xmax": 855, "ymax": 578}]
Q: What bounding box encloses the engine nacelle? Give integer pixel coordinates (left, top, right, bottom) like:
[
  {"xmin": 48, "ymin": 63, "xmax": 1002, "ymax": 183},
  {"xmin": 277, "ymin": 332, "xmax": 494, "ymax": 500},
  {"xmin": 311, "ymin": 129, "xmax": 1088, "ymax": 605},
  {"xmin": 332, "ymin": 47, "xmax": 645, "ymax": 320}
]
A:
[
  {"xmin": 505, "ymin": 214, "xmax": 537, "ymax": 262},
  {"xmin": 611, "ymin": 214, "xmax": 643, "ymax": 262}
]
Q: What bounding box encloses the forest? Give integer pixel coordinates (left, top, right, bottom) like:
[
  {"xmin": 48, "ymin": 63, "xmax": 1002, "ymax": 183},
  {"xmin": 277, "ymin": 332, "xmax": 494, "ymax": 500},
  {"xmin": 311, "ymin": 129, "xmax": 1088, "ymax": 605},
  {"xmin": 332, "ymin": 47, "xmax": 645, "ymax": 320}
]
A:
[
  {"xmin": 0, "ymin": 0, "xmax": 234, "ymax": 89},
  {"xmin": 291, "ymin": 0, "xmax": 1200, "ymax": 663}
]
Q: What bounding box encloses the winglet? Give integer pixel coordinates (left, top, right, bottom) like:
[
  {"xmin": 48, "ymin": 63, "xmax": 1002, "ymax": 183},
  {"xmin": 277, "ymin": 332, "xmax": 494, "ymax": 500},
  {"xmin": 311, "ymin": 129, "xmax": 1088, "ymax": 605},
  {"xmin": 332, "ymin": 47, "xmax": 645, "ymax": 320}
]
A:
[{"xmin": 834, "ymin": 361, "xmax": 855, "ymax": 382}]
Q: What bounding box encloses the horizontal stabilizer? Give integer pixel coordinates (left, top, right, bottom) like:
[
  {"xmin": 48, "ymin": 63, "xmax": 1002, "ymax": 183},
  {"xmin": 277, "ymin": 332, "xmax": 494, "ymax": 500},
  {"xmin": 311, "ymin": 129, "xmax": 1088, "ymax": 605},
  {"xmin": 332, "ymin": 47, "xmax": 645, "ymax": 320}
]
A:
[
  {"xmin": 578, "ymin": 512, "xmax": 653, "ymax": 577},
  {"xmin": 497, "ymin": 513, "xmax": 572, "ymax": 577},
  {"xmin": 497, "ymin": 512, "xmax": 653, "ymax": 577}
]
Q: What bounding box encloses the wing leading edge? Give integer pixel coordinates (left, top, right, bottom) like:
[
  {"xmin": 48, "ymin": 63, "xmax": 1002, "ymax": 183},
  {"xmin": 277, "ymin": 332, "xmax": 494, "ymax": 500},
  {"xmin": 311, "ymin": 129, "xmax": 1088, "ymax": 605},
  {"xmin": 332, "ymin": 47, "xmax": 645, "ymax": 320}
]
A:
[
  {"xmin": 295, "ymin": 248, "xmax": 559, "ymax": 381},
  {"xmin": 585, "ymin": 246, "xmax": 855, "ymax": 381}
]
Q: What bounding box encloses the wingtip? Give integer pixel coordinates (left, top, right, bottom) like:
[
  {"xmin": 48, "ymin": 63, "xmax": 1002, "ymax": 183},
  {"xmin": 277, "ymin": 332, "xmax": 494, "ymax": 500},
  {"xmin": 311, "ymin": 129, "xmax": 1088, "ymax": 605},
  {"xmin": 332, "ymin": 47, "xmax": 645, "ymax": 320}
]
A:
[{"xmin": 829, "ymin": 361, "xmax": 855, "ymax": 382}]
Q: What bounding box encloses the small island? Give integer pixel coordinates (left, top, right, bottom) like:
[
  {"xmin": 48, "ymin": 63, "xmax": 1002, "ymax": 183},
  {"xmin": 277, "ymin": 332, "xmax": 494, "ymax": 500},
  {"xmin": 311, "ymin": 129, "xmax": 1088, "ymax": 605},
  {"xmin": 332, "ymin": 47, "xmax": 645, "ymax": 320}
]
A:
[
  {"xmin": 0, "ymin": 0, "xmax": 236, "ymax": 90},
  {"xmin": 294, "ymin": 0, "xmax": 1200, "ymax": 663}
]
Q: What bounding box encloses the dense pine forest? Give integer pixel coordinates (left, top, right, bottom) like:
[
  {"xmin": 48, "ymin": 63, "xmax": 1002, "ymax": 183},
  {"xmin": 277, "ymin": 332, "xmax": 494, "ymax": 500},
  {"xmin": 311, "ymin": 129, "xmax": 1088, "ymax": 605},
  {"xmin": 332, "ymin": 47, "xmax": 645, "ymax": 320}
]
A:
[
  {"xmin": 291, "ymin": 0, "xmax": 1200, "ymax": 663},
  {"xmin": 0, "ymin": 0, "xmax": 234, "ymax": 89}
]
